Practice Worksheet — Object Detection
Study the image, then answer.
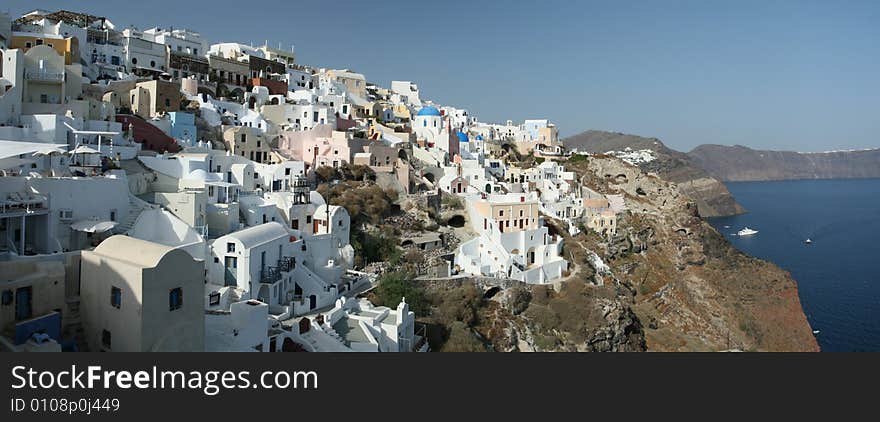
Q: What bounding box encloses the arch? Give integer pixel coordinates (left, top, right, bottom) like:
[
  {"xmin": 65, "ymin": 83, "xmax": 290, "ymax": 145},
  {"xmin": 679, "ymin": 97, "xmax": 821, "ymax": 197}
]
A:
[
  {"xmin": 282, "ymin": 337, "xmax": 307, "ymax": 352},
  {"xmin": 248, "ymin": 96, "xmax": 257, "ymax": 110},
  {"xmin": 526, "ymin": 247, "xmax": 537, "ymax": 266},
  {"xmin": 447, "ymin": 215, "xmax": 466, "ymax": 228},
  {"xmin": 298, "ymin": 318, "xmax": 311, "ymax": 334},
  {"xmin": 483, "ymin": 286, "xmax": 502, "ymax": 299},
  {"xmin": 270, "ymin": 97, "xmax": 280, "ymax": 105},
  {"xmin": 257, "ymin": 285, "xmax": 270, "ymax": 303},
  {"xmin": 397, "ymin": 149, "xmax": 408, "ymax": 161}
]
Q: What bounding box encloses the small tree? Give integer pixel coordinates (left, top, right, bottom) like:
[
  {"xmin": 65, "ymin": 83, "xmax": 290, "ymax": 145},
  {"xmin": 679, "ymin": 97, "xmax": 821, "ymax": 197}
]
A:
[{"xmin": 375, "ymin": 271, "xmax": 428, "ymax": 316}]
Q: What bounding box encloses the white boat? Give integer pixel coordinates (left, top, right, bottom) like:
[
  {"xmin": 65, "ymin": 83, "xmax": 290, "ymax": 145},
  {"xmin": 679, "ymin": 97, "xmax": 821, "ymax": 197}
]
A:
[
  {"xmin": 737, "ymin": 227, "xmax": 758, "ymax": 236},
  {"xmin": 813, "ymin": 330, "xmax": 820, "ymax": 335},
  {"xmin": 805, "ymin": 238, "xmax": 812, "ymax": 244}
]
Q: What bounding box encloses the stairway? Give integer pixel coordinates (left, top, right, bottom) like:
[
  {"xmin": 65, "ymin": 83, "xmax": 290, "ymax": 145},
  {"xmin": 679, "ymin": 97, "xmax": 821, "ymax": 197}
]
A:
[{"xmin": 115, "ymin": 194, "xmax": 156, "ymax": 234}]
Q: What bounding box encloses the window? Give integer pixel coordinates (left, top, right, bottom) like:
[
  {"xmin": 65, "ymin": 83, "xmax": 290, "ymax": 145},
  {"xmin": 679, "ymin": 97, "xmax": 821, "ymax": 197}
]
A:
[
  {"xmin": 169, "ymin": 288, "xmax": 183, "ymax": 311},
  {"xmin": 285, "ymin": 168, "xmax": 291, "ymax": 176},
  {"xmin": 150, "ymin": 60, "xmax": 156, "ymax": 67},
  {"xmin": 132, "ymin": 57, "xmax": 138, "ymax": 65},
  {"xmin": 110, "ymin": 209, "xmax": 117, "ymax": 222},
  {"xmin": 59, "ymin": 209, "xmax": 73, "ymax": 221},
  {"xmin": 36, "ymin": 39, "xmax": 43, "ymax": 46},
  {"xmin": 209, "ymin": 292, "xmax": 221, "ymax": 306},
  {"xmin": 291, "ymin": 219, "xmax": 299, "ymax": 229},
  {"xmin": 164, "ymin": 98, "xmax": 171, "ymax": 107},
  {"xmin": 306, "ymin": 215, "xmax": 312, "ymax": 224},
  {"xmin": 1, "ymin": 290, "xmax": 12, "ymax": 306},
  {"xmin": 102, "ymin": 330, "xmax": 112, "ymax": 350},
  {"xmin": 240, "ymin": 134, "xmax": 246, "ymax": 143},
  {"xmin": 110, "ymin": 287, "xmax": 121, "ymax": 309},
  {"xmin": 227, "ymin": 242, "xmax": 235, "ymax": 253},
  {"xmin": 25, "ymin": 42, "xmax": 32, "ymax": 48},
  {"xmin": 111, "ymin": 56, "xmax": 120, "ymax": 65}
]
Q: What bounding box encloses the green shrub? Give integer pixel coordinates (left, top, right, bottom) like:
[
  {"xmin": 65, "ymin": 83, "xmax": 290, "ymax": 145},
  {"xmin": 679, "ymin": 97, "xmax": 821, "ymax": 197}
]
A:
[{"xmin": 375, "ymin": 271, "xmax": 428, "ymax": 316}]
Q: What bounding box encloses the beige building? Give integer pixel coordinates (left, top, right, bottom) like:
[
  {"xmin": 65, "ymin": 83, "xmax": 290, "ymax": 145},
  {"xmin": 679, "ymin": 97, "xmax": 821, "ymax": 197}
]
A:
[
  {"xmin": 325, "ymin": 69, "xmax": 366, "ymax": 99},
  {"xmin": 472, "ymin": 197, "xmax": 541, "ymax": 233},
  {"xmin": 80, "ymin": 236, "xmax": 205, "ymax": 352},
  {"xmin": 129, "ymin": 79, "xmax": 181, "ymax": 118},
  {"xmin": 223, "ymin": 126, "xmax": 281, "ymax": 164}
]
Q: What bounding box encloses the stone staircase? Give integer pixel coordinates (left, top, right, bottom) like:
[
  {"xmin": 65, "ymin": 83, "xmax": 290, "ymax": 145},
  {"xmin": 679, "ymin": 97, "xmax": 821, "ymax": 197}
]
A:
[
  {"xmin": 115, "ymin": 193, "xmax": 156, "ymax": 234},
  {"xmin": 321, "ymin": 323, "xmax": 344, "ymax": 343}
]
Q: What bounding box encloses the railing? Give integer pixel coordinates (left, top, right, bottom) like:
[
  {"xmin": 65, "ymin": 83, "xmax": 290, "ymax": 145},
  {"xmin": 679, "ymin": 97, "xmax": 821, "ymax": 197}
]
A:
[
  {"xmin": 193, "ymin": 225, "xmax": 209, "ymax": 238},
  {"xmin": 24, "ymin": 70, "xmax": 65, "ymax": 82},
  {"xmin": 278, "ymin": 256, "xmax": 295, "ymax": 273},
  {"xmin": 260, "ymin": 267, "xmax": 282, "ymax": 284}
]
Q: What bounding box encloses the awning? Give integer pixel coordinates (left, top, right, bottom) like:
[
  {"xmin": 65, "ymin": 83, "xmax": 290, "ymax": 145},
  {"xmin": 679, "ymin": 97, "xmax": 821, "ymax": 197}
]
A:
[
  {"xmin": 70, "ymin": 219, "xmax": 117, "ymax": 233},
  {"xmin": 69, "ymin": 145, "xmax": 101, "ymax": 155},
  {"xmin": 32, "ymin": 148, "xmax": 64, "ymax": 156}
]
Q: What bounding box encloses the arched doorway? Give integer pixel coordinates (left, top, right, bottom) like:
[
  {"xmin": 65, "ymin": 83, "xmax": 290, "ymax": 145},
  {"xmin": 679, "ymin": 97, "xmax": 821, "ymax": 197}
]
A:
[{"xmin": 309, "ymin": 294, "xmax": 317, "ymax": 310}]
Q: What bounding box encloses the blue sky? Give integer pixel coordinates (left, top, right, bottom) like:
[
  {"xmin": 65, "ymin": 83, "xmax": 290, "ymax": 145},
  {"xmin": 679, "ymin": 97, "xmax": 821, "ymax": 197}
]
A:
[{"xmin": 5, "ymin": 0, "xmax": 879, "ymax": 152}]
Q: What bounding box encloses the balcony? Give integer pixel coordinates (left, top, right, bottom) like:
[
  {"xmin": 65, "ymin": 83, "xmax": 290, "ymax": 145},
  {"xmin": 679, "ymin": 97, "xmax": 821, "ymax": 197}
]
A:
[
  {"xmin": 278, "ymin": 256, "xmax": 295, "ymax": 273},
  {"xmin": 260, "ymin": 267, "xmax": 282, "ymax": 284},
  {"xmin": 24, "ymin": 70, "xmax": 65, "ymax": 82}
]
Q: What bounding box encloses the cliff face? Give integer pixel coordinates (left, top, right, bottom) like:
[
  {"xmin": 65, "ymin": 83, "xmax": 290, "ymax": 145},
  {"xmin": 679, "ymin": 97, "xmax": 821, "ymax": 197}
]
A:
[
  {"xmin": 565, "ymin": 156, "xmax": 818, "ymax": 351},
  {"xmin": 688, "ymin": 144, "xmax": 880, "ymax": 182},
  {"xmin": 419, "ymin": 154, "xmax": 818, "ymax": 352},
  {"xmin": 563, "ymin": 130, "xmax": 745, "ymax": 217}
]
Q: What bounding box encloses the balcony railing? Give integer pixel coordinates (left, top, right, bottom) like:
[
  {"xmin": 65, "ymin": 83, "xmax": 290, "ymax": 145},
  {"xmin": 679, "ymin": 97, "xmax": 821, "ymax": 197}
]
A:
[
  {"xmin": 260, "ymin": 267, "xmax": 282, "ymax": 284},
  {"xmin": 278, "ymin": 256, "xmax": 295, "ymax": 273},
  {"xmin": 24, "ymin": 70, "xmax": 65, "ymax": 82}
]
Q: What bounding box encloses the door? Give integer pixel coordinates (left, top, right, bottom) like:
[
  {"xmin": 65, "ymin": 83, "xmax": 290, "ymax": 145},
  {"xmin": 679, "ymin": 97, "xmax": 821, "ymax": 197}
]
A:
[
  {"xmin": 224, "ymin": 256, "xmax": 237, "ymax": 286},
  {"xmin": 15, "ymin": 286, "xmax": 32, "ymax": 321},
  {"xmin": 309, "ymin": 295, "xmax": 316, "ymax": 310}
]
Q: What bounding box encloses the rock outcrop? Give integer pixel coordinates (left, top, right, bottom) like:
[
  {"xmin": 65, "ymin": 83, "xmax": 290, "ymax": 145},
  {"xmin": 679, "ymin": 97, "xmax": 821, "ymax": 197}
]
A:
[
  {"xmin": 563, "ymin": 130, "xmax": 745, "ymax": 217},
  {"xmin": 564, "ymin": 156, "xmax": 819, "ymax": 351}
]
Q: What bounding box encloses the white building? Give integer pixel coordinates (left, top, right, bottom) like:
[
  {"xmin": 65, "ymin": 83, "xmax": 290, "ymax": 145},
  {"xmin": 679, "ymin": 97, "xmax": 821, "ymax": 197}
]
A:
[
  {"xmin": 390, "ymin": 80, "xmax": 421, "ymax": 107},
  {"xmin": 80, "ymin": 235, "xmax": 205, "ymax": 352},
  {"xmin": 454, "ymin": 193, "xmax": 568, "ymax": 284},
  {"xmin": 142, "ymin": 27, "xmax": 207, "ymax": 57}
]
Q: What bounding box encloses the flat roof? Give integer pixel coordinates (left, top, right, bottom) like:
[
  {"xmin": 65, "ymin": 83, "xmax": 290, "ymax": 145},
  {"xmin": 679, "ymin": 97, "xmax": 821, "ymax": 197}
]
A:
[{"xmin": 332, "ymin": 317, "xmax": 370, "ymax": 345}]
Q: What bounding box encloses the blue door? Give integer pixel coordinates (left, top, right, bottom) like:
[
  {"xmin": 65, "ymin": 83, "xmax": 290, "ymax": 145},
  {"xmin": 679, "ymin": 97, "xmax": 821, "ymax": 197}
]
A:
[{"xmin": 15, "ymin": 287, "xmax": 32, "ymax": 321}]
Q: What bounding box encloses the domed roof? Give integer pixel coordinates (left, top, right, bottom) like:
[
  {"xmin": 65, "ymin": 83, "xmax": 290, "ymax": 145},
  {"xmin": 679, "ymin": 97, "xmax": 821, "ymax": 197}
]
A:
[
  {"xmin": 456, "ymin": 131, "xmax": 469, "ymax": 143},
  {"xmin": 416, "ymin": 106, "xmax": 441, "ymax": 117},
  {"xmin": 475, "ymin": 134, "xmax": 484, "ymax": 141},
  {"xmin": 187, "ymin": 169, "xmax": 221, "ymax": 182}
]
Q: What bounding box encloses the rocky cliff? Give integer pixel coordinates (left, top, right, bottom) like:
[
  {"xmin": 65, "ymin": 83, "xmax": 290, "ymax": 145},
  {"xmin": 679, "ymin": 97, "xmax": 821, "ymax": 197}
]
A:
[
  {"xmin": 416, "ymin": 154, "xmax": 818, "ymax": 352},
  {"xmin": 563, "ymin": 130, "xmax": 745, "ymax": 217},
  {"xmin": 688, "ymin": 144, "xmax": 880, "ymax": 181},
  {"xmin": 566, "ymin": 156, "xmax": 819, "ymax": 351}
]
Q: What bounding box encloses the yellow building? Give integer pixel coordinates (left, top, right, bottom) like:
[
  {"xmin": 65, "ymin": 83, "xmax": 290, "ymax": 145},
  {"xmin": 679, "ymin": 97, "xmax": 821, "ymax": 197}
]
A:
[{"xmin": 10, "ymin": 34, "xmax": 79, "ymax": 65}]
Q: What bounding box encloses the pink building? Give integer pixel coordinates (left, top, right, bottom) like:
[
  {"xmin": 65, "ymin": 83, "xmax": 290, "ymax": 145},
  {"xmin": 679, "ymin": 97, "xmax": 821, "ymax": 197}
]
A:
[{"xmin": 277, "ymin": 125, "xmax": 367, "ymax": 169}]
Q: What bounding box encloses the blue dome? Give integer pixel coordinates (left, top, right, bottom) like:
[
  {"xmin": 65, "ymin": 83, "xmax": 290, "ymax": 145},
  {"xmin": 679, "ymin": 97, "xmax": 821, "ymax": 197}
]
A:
[
  {"xmin": 456, "ymin": 131, "xmax": 469, "ymax": 143},
  {"xmin": 416, "ymin": 106, "xmax": 441, "ymax": 117},
  {"xmin": 475, "ymin": 134, "xmax": 484, "ymax": 141}
]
